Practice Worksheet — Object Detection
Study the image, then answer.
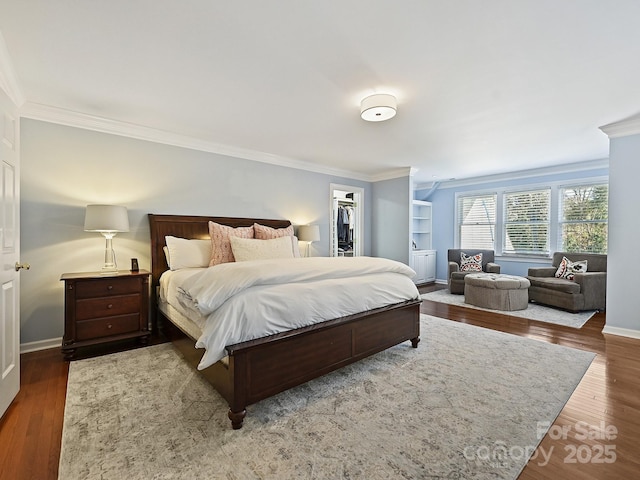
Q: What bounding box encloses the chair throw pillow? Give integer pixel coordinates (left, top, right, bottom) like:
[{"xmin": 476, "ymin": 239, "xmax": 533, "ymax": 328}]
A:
[
  {"xmin": 554, "ymin": 256, "xmax": 588, "ymax": 280},
  {"xmin": 460, "ymin": 252, "xmax": 483, "ymax": 272}
]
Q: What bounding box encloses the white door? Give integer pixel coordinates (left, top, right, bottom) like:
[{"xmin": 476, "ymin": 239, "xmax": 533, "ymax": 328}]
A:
[{"xmin": 0, "ymin": 88, "xmax": 20, "ymax": 418}]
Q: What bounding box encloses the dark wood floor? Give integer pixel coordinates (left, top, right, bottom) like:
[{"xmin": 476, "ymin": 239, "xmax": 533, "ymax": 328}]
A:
[{"xmin": 1, "ymin": 285, "xmax": 639, "ymax": 479}]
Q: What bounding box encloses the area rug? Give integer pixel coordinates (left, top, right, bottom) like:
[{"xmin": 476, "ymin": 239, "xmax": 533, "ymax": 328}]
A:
[
  {"xmin": 59, "ymin": 315, "xmax": 595, "ymax": 480},
  {"xmin": 422, "ymin": 289, "xmax": 595, "ymax": 328}
]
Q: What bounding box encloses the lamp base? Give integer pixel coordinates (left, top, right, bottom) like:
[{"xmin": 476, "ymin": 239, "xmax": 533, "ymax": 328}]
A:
[{"xmin": 101, "ymin": 233, "xmax": 118, "ymax": 273}]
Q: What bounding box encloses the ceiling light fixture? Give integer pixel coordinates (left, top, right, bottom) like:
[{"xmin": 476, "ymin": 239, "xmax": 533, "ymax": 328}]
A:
[{"xmin": 360, "ymin": 93, "xmax": 397, "ymax": 122}]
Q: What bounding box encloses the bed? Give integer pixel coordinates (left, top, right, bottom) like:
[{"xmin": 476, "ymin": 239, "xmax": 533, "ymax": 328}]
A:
[{"xmin": 149, "ymin": 214, "xmax": 422, "ymax": 429}]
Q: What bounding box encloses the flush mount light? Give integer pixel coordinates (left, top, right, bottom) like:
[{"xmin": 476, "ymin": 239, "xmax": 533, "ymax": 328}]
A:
[{"xmin": 360, "ymin": 93, "xmax": 397, "ymax": 122}]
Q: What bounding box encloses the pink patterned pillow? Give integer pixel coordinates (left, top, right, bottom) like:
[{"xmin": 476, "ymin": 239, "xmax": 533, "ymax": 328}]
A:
[
  {"xmin": 253, "ymin": 223, "xmax": 294, "ymax": 239},
  {"xmin": 253, "ymin": 223, "xmax": 301, "ymax": 257},
  {"xmin": 208, "ymin": 221, "xmax": 254, "ymax": 266},
  {"xmin": 460, "ymin": 252, "xmax": 483, "ymax": 272}
]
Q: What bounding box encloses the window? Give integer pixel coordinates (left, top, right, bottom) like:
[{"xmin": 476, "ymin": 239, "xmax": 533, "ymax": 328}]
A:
[
  {"xmin": 503, "ymin": 189, "xmax": 550, "ymax": 255},
  {"xmin": 457, "ymin": 193, "xmax": 496, "ymax": 249},
  {"xmin": 558, "ymin": 184, "xmax": 608, "ymax": 253},
  {"xmin": 455, "ymin": 178, "xmax": 608, "ymax": 257}
]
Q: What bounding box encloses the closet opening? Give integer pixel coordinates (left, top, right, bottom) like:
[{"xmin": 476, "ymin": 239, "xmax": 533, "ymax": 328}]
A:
[{"xmin": 329, "ymin": 184, "xmax": 363, "ymax": 257}]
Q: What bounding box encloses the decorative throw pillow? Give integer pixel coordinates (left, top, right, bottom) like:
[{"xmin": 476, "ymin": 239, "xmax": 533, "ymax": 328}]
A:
[
  {"xmin": 208, "ymin": 221, "xmax": 254, "ymax": 266},
  {"xmin": 254, "ymin": 223, "xmax": 301, "ymax": 257},
  {"xmin": 165, "ymin": 236, "xmax": 212, "ymax": 270},
  {"xmin": 460, "ymin": 252, "xmax": 483, "ymax": 272},
  {"xmin": 253, "ymin": 223, "xmax": 294, "ymax": 239},
  {"xmin": 555, "ymin": 256, "xmax": 588, "ymax": 280},
  {"xmin": 229, "ymin": 236, "xmax": 296, "ymax": 262}
]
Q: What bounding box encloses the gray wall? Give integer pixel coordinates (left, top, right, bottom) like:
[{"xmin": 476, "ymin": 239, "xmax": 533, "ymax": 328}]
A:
[
  {"xmin": 606, "ymin": 133, "xmax": 640, "ymax": 332},
  {"xmin": 371, "ymin": 175, "xmax": 411, "ymax": 264},
  {"xmin": 20, "ymin": 119, "xmax": 372, "ymax": 345}
]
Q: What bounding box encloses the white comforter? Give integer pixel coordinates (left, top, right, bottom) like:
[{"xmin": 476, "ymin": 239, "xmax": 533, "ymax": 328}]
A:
[{"xmin": 177, "ymin": 256, "xmax": 420, "ymax": 370}]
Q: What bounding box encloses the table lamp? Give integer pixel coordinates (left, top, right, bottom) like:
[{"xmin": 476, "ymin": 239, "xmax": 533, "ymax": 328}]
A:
[
  {"xmin": 297, "ymin": 224, "xmax": 320, "ymax": 257},
  {"xmin": 84, "ymin": 204, "xmax": 130, "ymax": 272}
]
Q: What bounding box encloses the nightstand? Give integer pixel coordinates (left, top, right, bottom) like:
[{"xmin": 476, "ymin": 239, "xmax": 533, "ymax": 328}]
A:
[{"xmin": 60, "ymin": 270, "xmax": 150, "ymax": 360}]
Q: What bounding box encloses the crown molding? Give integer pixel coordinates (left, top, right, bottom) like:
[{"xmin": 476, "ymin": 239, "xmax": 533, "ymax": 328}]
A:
[
  {"xmin": 17, "ymin": 101, "xmax": 613, "ymax": 188},
  {"xmin": 369, "ymin": 167, "xmax": 414, "ymax": 182},
  {"xmin": 419, "ymin": 158, "xmax": 609, "ymax": 190},
  {"xmin": 19, "ymin": 101, "xmax": 375, "ymax": 182},
  {"xmin": 0, "ymin": 30, "xmax": 24, "ymax": 106},
  {"xmin": 599, "ymin": 113, "xmax": 640, "ymax": 138}
]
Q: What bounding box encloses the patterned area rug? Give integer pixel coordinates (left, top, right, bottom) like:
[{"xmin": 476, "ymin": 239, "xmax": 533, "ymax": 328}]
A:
[
  {"xmin": 422, "ymin": 289, "xmax": 595, "ymax": 328},
  {"xmin": 59, "ymin": 315, "xmax": 595, "ymax": 480}
]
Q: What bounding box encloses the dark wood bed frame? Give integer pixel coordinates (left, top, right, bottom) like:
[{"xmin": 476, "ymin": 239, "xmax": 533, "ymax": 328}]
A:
[{"xmin": 149, "ymin": 214, "xmax": 421, "ymax": 429}]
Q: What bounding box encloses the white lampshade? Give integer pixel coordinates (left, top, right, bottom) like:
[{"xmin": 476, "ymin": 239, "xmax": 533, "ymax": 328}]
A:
[
  {"xmin": 360, "ymin": 94, "xmax": 397, "ymax": 122},
  {"xmin": 297, "ymin": 224, "xmax": 320, "ymax": 242},
  {"xmin": 84, "ymin": 205, "xmax": 130, "ymax": 233}
]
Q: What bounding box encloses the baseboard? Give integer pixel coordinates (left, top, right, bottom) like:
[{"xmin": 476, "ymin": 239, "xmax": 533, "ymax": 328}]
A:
[
  {"xmin": 602, "ymin": 325, "xmax": 640, "ymax": 340},
  {"xmin": 20, "ymin": 337, "xmax": 62, "ymax": 354}
]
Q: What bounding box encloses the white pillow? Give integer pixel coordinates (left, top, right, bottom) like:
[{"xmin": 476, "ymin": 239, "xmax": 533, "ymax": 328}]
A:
[
  {"xmin": 291, "ymin": 236, "xmax": 302, "ymax": 258},
  {"xmin": 165, "ymin": 236, "xmax": 212, "ymax": 270},
  {"xmin": 230, "ymin": 236, "xmax": 296, "ymax": 262},
  {"xmin": 554, "ymin": 256, "xmax": 588, "ymax": 280}
]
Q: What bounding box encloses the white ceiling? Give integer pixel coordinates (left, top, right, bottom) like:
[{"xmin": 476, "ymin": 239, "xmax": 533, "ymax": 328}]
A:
[{"xmin": 1, "ymin": 1, "xmax": 639, "ymax": 184}]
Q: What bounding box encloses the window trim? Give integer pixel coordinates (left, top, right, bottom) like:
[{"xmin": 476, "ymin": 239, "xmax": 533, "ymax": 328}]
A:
[{"xmin": 454, "ymin": 176, "xmax": 608, "ymax": 259}]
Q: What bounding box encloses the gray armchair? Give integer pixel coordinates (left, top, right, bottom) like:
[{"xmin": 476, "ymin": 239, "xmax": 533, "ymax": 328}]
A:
[
  {"xmin": 448, "ymin": 249, "xmax": 501, "ymax": 294},
  {"xmin": 527, "ymin": 252, "xmax": 606, "ymax": 312}
]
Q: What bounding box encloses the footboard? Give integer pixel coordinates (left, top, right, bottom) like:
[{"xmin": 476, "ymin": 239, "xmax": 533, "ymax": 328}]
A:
[{"xmin": 225, "ymin": 299, "xmax": 421, "ymax": 429}]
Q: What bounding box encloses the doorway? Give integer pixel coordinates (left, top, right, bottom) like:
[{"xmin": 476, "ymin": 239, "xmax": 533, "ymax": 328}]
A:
[{"xmin": 330, "ymin": 184, "xmax": 363, "ymax": 257}]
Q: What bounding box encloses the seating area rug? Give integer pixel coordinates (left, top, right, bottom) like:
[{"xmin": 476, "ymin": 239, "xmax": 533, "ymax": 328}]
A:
[
  {"xmin": 422, "ymin": 289, "xmax": 596, "ymax": 328},
  {"xmin": 59, "ymin": 315, "xmax": 595, "ymax": 480}
]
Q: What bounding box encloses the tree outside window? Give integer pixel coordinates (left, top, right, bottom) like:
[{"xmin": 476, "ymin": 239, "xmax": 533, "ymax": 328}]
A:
[{"xmin": 559, "ymin": 184, "xmax": 608, "ymax": 254}]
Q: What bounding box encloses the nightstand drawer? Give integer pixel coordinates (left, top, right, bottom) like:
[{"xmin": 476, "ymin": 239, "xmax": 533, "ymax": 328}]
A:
[
  {"xmin": 75, "ymin": 277, "xmax": 141, "ymax": 299},
  {"xmin": 76, "ymin": 294, "xmax": 141, "ymax": 320},
  {"xmin": 76, "ymin": 314, "xmax": 141, "ymax": 341}
]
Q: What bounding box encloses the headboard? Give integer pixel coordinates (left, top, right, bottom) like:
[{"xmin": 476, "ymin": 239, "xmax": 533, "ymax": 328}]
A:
[{"xmin": 148, "ymin": 214, "xmax": 292, "ymax": 296}]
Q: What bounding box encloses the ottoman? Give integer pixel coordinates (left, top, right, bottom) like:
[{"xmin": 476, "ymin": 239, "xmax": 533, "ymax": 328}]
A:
[{"xmin": 464, "ymin": 273, "xmax": 530, "ymax": 311}]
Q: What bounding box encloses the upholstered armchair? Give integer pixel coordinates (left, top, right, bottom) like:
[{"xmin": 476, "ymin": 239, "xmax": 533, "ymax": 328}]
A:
[
  {"xmin": 448, "ymin": 249, "xmax": 501, "ymax": 294},
  {"xmin": 527, "ymin": 252, "xmax": 607, "ymax": 312}
]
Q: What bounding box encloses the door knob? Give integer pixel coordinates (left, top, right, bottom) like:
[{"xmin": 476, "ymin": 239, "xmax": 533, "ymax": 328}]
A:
[{"xmin": 15, "ymin": 262, "xmax": 31, "ymax": 272}]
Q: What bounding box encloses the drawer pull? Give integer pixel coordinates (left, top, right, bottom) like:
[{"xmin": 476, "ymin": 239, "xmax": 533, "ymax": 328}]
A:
[
  {"xmin": 107, "ymin": 285, "xmax": 113, "ymax": 290},
  {"xmin": 107, "ymin": 304, "xmax": 113, "ymax": 309},
  {"xmin": 107, "ymin": 324, "xmax": 113, "ymax": 329}
]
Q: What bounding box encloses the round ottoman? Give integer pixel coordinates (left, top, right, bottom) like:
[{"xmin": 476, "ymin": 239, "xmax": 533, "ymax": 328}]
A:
[{"xmin": 464, "ymin": 273, "xmax": 530, "ymax": 311}]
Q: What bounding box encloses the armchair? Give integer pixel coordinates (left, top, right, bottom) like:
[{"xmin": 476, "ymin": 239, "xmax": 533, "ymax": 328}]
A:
[
  {"xmin": 448, "ymin": 249, "xmax": 501, "ymax": 294},
  {"xmin": 527, "ymin": 252, "xmax": 607, "ymax": 312}
]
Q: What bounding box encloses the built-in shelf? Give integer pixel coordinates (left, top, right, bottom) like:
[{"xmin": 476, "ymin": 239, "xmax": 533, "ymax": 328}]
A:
[{"xmin": 410, "ymin": 200, "xmax": 435, "ymax": 283}]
